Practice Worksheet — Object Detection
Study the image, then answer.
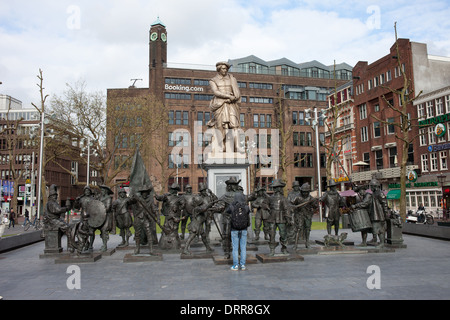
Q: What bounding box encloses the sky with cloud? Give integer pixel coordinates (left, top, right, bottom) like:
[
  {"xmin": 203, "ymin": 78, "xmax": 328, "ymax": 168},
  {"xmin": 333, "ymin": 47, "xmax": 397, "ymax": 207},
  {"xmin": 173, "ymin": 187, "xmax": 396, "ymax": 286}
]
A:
[{"xmin": 1, "ymin": 0, "xmax": 449, "ymax": 109}]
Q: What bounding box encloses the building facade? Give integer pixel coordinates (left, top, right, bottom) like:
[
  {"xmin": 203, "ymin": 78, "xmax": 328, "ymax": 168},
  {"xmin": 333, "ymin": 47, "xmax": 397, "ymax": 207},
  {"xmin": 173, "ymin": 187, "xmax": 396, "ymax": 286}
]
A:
[
  {"xmin": 351, "ymin": 39, "xmax": 450, "ymax": 213},
  {"xmin": 0, "ymin": 94, "xmax": 98, "ymax": 215},
  {"xmin": 107, "ymin": 19, "xmax": 352, "ymax": 194}
]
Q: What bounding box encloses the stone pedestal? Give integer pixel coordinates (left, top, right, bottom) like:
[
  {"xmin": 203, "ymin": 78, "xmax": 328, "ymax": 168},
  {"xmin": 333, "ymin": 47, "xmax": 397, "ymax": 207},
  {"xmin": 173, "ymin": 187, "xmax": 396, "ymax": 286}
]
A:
[
  {"xmin": 43, "ymin": 230, "xmax": 63, "ymax": 254},
  {"xmin": 386, "ymin": 219, "xmax": 406, "ymax": 247},
  {"xmin": 255, "ymin": 253, "xmax": 304, "ymax": 263},
  {"xmin": 204, "ymin": 158, "xmax": 250, "ymax": 241}
]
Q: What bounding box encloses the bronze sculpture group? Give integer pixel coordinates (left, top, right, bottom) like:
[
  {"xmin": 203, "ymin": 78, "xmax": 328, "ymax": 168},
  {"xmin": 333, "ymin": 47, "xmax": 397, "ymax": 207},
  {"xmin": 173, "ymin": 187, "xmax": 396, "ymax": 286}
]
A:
[{"xmin": 42, "ymin": 175, "xmax": 397, "ymax": 259}]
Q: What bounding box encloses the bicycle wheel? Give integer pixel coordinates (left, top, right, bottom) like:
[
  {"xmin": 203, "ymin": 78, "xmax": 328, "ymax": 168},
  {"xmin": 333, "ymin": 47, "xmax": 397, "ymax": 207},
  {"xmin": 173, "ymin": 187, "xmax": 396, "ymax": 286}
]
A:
[
  {"xmin": 426, "ymin": 215, "xmax": 434, "ymax": 225},
  {"xmin": 24, "ymin": 221, "xmax": 30, "ymax": 231}
]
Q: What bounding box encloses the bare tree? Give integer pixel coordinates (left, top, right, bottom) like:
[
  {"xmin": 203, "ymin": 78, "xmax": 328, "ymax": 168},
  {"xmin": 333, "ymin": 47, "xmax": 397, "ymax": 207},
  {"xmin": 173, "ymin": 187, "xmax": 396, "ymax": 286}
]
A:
[
  {"xmin": 371, "ymin": 23, "xmax": 423, "ymax": 221},
  {"xmin": 323, "ymin": 62, "xmax": 352, "ymax": 184}
]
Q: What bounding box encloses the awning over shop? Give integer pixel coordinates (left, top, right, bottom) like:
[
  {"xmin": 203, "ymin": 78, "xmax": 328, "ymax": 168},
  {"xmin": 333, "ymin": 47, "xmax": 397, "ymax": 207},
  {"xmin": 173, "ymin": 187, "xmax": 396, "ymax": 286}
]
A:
[{"xmin": 386, "ymin": 189, "xmax": 401, "ymax": 200}]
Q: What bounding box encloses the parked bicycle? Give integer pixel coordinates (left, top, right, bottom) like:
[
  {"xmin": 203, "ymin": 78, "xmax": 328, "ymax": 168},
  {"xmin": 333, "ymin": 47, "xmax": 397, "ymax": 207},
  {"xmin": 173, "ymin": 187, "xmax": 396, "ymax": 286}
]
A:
[{"xmin": 24, "ymin": 215, "xmax": 42, "ymax": 231}]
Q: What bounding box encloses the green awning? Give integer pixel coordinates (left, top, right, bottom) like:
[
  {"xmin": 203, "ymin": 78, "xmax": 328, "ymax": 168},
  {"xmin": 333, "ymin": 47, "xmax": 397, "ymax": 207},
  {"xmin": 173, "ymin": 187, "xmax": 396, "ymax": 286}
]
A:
[{"xmin": 386, "ymin": 189, "xmax": 401, "ymax": 200}]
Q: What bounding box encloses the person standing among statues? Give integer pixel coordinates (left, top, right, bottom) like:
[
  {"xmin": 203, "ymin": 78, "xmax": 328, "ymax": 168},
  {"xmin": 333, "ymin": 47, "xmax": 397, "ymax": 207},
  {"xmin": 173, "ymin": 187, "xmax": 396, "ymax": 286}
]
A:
[
  {"xmin": 112, "ymin": 188, "xmax": 133, "ymax": 247},
  {"xmin": 214, "ymin": 177, "xmax": 240, "ymax": 259},
  {"xmin": 320, "ymin": 180, "xmax": 346, "ymax": 236}
]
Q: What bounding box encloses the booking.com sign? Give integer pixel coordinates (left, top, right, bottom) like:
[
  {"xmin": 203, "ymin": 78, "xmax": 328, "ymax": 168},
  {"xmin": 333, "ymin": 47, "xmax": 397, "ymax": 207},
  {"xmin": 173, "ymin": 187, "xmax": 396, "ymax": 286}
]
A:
[{"xmin": 171, "ymin": 121, "xmax": 279, "ymax": 176}]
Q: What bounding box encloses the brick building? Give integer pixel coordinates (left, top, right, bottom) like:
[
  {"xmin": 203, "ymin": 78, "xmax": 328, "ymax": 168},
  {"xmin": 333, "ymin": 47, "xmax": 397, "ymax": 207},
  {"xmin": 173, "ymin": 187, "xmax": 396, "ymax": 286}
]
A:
[
  {"xmin": 351, "ymin": 39, "xmax": 450, "ymax": 212},
  {"xmin": 107, "ymin": 19, "xmax": 352, "ymax": 194}
]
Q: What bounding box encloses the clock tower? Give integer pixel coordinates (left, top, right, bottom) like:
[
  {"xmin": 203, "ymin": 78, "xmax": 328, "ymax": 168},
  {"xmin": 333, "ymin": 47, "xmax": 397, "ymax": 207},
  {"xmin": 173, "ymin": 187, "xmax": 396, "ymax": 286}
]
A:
[{"xmin": 149, "ymin": 17, "xmax": 167, "ymax": 98}]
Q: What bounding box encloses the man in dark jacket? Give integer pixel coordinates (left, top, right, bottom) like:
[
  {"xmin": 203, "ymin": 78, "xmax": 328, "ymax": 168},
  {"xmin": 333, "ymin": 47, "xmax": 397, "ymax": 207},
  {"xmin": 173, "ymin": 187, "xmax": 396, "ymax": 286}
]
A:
[{"xmin": 227, "ymin": 191, "xmax": 250, "ymax": 270}]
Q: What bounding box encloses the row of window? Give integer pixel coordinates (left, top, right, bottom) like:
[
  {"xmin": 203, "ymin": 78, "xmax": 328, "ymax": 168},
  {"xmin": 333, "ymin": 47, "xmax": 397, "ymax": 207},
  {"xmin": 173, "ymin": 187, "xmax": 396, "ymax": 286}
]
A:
[
  {"xmin": 421, "ymin": 151, "xmax": 449, "ymax": 172},
  {"xmin": 165, "ymin": 77, "xmax": 274, "ymax": 90},
  {"xmin": 360, "ymin": 144, "xmax": 414, "ymax": 170},
  {"xmin": 293, "ymin": 153, "xmax": 327, "ymax": 168},
  {"xmin": 232, "ymin": 63, "xmax": 352, "ymax": 80},
  {"xmin": 417, "ymin": 96, "xmax": 450, "ymax": 119},
  {"xmin": 356, "ymin": 64, "xmax": 404, "ymax": 95}
]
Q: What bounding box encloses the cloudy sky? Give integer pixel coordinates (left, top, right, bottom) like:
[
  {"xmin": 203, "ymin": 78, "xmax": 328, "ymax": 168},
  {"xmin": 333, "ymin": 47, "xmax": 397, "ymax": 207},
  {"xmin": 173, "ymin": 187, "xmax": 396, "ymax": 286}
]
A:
[{"xmin": 1, "ymin": 0, "xmax": 450, "ymax": 109}]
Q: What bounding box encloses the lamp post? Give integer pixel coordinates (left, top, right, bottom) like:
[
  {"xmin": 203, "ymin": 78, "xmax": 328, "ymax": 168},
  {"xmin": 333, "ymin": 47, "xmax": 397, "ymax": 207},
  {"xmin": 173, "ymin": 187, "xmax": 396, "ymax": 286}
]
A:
[
  {"xmin": 437, "ymin": 174, "xmax": 447, "ymax": 220},
  {"xmin": 36, "ymin": 111, "xmax": 45, "ymax": 219},
  {"xmin": 305, "ymin": 107, "xmax": 324, "ymax": 222}
]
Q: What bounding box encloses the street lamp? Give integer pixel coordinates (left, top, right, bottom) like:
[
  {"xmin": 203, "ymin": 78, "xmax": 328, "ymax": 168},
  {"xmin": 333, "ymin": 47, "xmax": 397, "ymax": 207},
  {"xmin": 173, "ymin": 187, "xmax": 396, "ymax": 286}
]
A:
[
  {"xmin": 437, "ymin": 174, "xmax": 446, "ymax": 219},
  {"xmin": 305, "ymin": 107, "xmax": 325, "ymax": 222}
]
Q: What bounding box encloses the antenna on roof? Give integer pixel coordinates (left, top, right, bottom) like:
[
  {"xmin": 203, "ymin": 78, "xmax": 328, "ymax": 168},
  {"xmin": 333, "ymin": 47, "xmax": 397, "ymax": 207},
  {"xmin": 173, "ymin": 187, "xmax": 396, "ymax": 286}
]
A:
[{"xmin": 129, "ymin": 79, "xmax": 143, "ymax": 89}]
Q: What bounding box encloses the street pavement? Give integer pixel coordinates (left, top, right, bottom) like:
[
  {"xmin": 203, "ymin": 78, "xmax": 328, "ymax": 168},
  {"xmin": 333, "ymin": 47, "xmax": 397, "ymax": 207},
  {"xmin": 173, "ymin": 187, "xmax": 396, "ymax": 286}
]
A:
[{"xmin": 1, "ymin": 221, "xmax": 449, "ymax": 306}]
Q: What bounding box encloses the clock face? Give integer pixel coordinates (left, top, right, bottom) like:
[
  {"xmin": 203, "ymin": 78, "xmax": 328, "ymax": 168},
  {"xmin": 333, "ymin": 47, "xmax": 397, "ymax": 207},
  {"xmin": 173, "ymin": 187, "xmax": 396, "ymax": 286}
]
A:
[
  {"xmin": 161, "ymin": 33, "xmax": 167, "ymax": 42},
  {"xmin": 150, "ymin": 32, "xmax": 158, "ymax": 41}
]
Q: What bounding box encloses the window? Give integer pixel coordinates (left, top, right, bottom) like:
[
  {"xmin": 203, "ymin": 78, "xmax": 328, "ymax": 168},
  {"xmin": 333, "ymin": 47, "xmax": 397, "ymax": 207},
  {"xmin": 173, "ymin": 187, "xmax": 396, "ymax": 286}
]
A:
[
  {"xmin": 240, "ymin": 113, "xmax": 245, "ymax": 127},
  {"xmin": 389, "ymin": 147, "xmax": 397, "ymax": 168},
  {"xmin": 428, "ymin": 126, "xmax": 436, "ymax": 144},
  {"xmin": 373, "ymin": 122, "xmax": 381, "ymax": 138},
  {"xmin": 430, "ymin": 152, "xmax": 438, "ymax": 171},
  {"xmin": 293, "ymin": 132, "xmax": 299, "ymax": 146},
  {"xmin": 440, "ymin": 151, "xmax": 448, "ymax": 170},
  {"xmin": 386, "ymin": 70, "xmax": 392, "ymax": 82},
  {"xmin": 298, "ymin": 112, "xmax": 305, "ymax": 125},
  {"xmin": 408, "ymin": 144, "xmax": 414, "ymax": 165},
  {"xmin": 426, "ymin": 101, "xmax": 434, "ymax": 118},
  {"xmin": 374, "ymin": 104, "xmax": 380, "ymax": 112},
  {"xmin": 306, "ymin": 132, "xmax": 312, "ymax": 146},
  {"xmin": 436, "ymin": 98, "xmax": 444, "ymax": 116},
  {"xmin": 253, "ymin": 114, "xmax": 259, "ymax": 127},
  {"xmin": 375, "ymin": 150, "xmax": 383, "ymax": 169},
  {"xmin": 175, "ymin": 111, "xmax": 182, "ymax": 125},
  {"xmin": 421, "ymin": 154, "xmax": 429, "ymax": 172},
  {"xmin": 169, "ymin": 111, "xmax": 174, "ymax": 125},
  {"xmin": 359, "ymin": 104, "xmax": 367, "ymax": 120},
  {"xmin": 361, "ymin": 126, "xmax": 368, "ymax": 142},
  {"xmin": 417, "ymin": 103, "xmax": 425, "ymax": 119},
  {"xmin": 292, "ymin": 112, "xmax": 298, "ymax": 125},
  {"xmin": 419, "ymin": 128, "xmax": 427, "ymax": 146},
  {"xmin": 446, "ymin": 95, "xmax": 450, "ymax": 113},
  {"xmin": 260, "ymin": 114, "xmax": 265, "ymax": 128},
  {"xmin": 387, "ymin": 118, "xmax": 395, "ymax": 134},
  {"xmin": 183, "ymin": 111, "xmax": 189, "ymax": 125},
  {"xmin": 299, "ymin": 132, "xmax": 305, "ymax": 146},
  {"xmin": 266, "ymin": 115, "xmax": 272, "ymax": 128}
]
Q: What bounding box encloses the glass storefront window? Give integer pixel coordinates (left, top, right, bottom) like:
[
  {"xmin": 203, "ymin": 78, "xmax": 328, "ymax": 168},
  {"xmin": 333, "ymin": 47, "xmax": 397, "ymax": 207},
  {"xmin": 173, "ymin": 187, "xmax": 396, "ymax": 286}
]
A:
[
  {"xmin": 423, "ymin": 192, "xmax": 429, "ymax": 207},
  {"xmin": 410, "ymin": 192, "xmax": 416, "ymax": 207},
  {"xmin": 430, "ymin": 191, "xmax": 436, "ymax": 207}
]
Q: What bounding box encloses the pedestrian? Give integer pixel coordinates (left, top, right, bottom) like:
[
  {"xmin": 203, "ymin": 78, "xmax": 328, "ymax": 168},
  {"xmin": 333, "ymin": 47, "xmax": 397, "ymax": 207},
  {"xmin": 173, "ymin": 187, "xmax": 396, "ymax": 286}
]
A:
[
  {"xmin": 227, "ymin": 191, "xmax": 250, "ymax": 271},
  {"xmin": 0, "ymin": 212, "xmax": 8, "ymax": 239},
  {"xmin": 8, "ymin": 208, "xmax": 15, "ymax": 229},
  {"xmin": 22, "ymin": 209, "xmax": 30, "ymax": 227}
]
